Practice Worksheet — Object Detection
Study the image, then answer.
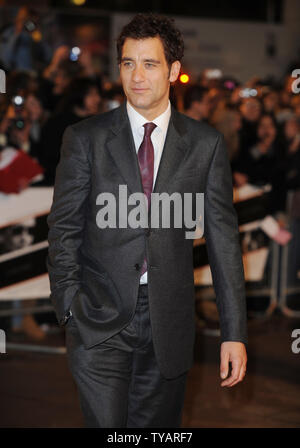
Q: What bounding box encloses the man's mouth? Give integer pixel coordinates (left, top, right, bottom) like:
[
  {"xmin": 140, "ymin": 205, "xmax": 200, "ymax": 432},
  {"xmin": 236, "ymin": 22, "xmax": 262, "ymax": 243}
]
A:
[{"xmin": 132, "ymin": 88, "xmax": 149, "ymax": 93}]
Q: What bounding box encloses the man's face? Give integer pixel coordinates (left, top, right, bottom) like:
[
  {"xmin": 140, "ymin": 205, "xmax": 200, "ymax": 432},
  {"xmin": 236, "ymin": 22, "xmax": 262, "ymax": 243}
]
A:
[{"xmin": 119, "ymin": 37, "xmax": 180, "ymax": 118}]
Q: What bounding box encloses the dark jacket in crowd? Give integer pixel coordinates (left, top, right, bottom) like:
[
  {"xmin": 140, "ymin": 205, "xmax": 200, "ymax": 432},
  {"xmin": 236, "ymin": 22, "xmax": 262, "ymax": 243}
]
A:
[
  {"xmin": 232, "ymin": 139, "xmax": 287, "ymax": 214},
  {"xmin": 39, "ymin": 110, "xmax": 85, "ymax": 185}
]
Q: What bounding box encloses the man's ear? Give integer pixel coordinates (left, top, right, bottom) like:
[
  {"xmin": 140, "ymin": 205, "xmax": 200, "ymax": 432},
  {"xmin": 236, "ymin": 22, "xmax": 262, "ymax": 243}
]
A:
[{"xmin": 169, "ymin": 61, "xmax": 181, "ymax": 83}]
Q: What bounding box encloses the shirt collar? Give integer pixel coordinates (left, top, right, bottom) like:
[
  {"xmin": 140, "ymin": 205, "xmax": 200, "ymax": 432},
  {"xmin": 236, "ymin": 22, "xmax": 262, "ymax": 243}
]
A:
[{"xmin": 126, "ymin": 99, "xmax": 171, "ymax": 135}]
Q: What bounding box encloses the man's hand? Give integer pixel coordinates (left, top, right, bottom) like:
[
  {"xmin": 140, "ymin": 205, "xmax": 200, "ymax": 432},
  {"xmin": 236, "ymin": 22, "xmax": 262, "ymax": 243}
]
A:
[{"xmin": 220, "ymin": 341, "xmax": 247, "ymax": 387}]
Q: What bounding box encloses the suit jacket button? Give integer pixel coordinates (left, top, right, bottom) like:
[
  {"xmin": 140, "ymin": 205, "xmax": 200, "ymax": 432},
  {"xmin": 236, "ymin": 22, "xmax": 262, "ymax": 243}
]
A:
[{"xmin": 134, "ymin": 263, "xmax": 140, "ymax": 271}]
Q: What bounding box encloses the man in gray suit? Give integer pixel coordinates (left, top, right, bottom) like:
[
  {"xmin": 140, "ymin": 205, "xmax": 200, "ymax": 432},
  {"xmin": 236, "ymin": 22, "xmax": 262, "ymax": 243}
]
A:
[{"xmin": 47, "ymin": 13, "xmax": 247, "ymax": 428}]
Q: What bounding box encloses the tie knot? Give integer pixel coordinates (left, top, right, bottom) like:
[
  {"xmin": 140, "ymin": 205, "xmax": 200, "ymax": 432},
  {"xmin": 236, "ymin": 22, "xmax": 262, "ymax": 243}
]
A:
[{"xmin": 143, "ymin": 122, "xmax": 157, "ymax": 137}]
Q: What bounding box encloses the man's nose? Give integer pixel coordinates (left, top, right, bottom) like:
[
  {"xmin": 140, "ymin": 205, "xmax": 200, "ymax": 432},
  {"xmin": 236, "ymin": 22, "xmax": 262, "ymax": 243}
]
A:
[{"xmin": 132, "ymin": 65, "xmax": 145, "ymax": 82}]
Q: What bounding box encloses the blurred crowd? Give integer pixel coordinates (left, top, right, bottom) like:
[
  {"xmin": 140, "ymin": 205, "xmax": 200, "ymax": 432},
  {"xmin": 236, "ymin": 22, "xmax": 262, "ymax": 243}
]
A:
[
  {"xmin": 1, "ymin": 51, "xmax": 300, "ymax": 208},
  {"xmin": 183, "ymin": 74, "xmax": 300, "ymax": 217},
  {"xmin": 0, "ymin": 10, "xmax": 299, "ymax": 213},
  {"xmin": 0, "ymin": 8, "xmax": 299, "ymax": 206},
  {"xmin": 0, "ymin": 6, "xmax": 300, "ymax": 339}
]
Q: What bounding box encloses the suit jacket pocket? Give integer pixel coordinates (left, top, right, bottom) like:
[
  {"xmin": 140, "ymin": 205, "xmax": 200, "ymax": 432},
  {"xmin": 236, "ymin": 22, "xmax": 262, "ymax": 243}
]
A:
[{"xmin": 80, "ymin": 264, "xmax": 110, "ymax": 311}]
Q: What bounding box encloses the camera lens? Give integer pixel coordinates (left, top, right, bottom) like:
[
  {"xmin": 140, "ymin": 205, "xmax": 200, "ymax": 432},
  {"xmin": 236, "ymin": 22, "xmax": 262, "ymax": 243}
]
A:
[{"xmin": 15, "ymin": 119, "xmax": 25, "ymax": 129}]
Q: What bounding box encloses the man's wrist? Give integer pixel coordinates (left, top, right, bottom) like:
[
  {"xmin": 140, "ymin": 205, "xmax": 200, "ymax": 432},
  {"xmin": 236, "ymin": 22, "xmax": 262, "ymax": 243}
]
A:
[{"xmin": 221, "ymin": 339, "xmax": 248, "ymax": 348}]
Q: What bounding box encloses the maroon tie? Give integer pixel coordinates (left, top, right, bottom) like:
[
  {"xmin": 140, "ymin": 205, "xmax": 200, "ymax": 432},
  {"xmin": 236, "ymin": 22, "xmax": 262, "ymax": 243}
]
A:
[{"xmin": 137, "ymin": 122, "xmax": 157, "ymax": 276}]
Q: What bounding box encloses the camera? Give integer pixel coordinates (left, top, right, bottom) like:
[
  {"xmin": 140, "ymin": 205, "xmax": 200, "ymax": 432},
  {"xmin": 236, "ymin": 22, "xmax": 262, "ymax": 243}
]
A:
[
  {"xmin": 69, "ymin": 47, "xmax": 81, "ymax": 62},
  {"xmin": 11, "ymin": 95, "xmax": 25, "ymax": 130},
  {"xmin": 24, "ymin": 19, "xmax": 37, "ymax": 33},
  {"xmin": 239, "ymin": 88, "xmax": 258, "ymax": 98}
]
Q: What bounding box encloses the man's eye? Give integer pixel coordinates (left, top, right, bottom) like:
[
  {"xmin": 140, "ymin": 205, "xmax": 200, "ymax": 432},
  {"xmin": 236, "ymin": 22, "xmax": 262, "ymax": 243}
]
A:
[
  {"xmin": 123, "ymin": 62, "xmax": 133, "ymax": 67},
  {"xmin": 145, "ymin": 63, "xmax": 154, "ymax": 68}
]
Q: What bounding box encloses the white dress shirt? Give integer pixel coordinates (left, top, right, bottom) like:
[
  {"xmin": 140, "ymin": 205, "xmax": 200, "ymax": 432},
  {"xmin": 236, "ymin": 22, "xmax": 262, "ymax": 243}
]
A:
[{"xmin": 126, "ymin": 99, "xmax": 171, "ymax": 284}]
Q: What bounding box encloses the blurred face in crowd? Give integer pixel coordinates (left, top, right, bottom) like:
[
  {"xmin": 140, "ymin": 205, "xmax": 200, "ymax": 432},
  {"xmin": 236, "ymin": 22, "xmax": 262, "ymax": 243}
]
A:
[
  {"xmin": 285, "ymin": 117, "xmax": 300, "ymax": 140},
  {"xmin": 232, "ymin": 110, "xmax": 242, "ymax": 132},
  {"xmin": 230, "ymin": 87, "xmax": 243, "ymax": 105},
  {"xmin": 83, "ymin": 87, "xmax": 101, "ymax": 115},
  {"xmin": 240, "ymin": 98, "xmax": 261, "ymax": 122},
  {"xmin": 263, "ymin": 91, "xmax": 279, "ymax": 113},
  {"xmin": 207, "ymin": 88, "xmax": 223, "ymax": 115},
  {"xmin": 193, "ymin": 93, "xmax": 211, "ymax": 120},
  {"xmin": 25, "ymin": 94, "xmax": 43, "ymax": 122},
  {"xmin": 257, "ymin": 115, "xmax": 277, "ymax": 142},
  {"xmin": 212, "ymin": 109, "xmax": 241, "ymax": 135},
  {"xmin": 53, "ymin": 69, "xmax": 71, "ymax": 94},
  {"xmin": 119, "ymin": 37, "xmax": 181, "ymax": 120},
  {"xmin": 280, "ymin": 90, "xmax": 291, "ymax": 108},
  {"xmin": 291, "ymin": 95, "xmax": 300, "ymax": 118}
]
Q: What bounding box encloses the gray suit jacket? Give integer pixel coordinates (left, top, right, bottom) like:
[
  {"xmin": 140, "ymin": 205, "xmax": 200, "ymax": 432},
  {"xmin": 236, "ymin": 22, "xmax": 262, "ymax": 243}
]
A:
[{"xmin": 47, "ymin": 100, "xmax": 248, "ymax": 379}]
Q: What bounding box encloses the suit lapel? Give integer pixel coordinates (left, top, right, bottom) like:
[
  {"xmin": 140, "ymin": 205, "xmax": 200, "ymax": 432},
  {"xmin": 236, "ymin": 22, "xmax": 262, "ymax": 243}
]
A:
[
  {"xmin": 106, "ymin": 101, "xmax": 144, "ymax": 196},
  {"xmin": 106, "ymin": 100, "xmax": 189, "ymax": 198},
  {"xmin": 152, "ymin": 105, "xmax": 189, "ymax": 194}
]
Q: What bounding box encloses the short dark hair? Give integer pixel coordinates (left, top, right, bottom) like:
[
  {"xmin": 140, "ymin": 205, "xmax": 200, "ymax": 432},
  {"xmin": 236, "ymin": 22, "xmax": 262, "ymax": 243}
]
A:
[
  {"xmin": 56, "ymin": 77, "xmax": 101, "ymax": 113},
  {"xmin": 116, "ymin": 13, "xmax": 184, "ymax": 68},
  {"xmin": 183, "ymin": 85, "xmax": 209, "ymax": 110}
]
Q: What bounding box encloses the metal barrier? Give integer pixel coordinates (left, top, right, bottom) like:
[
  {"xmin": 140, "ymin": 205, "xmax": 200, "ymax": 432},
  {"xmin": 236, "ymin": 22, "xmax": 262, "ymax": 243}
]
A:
[
  {"xmin": 194, "ymin": 184, "xmax": 282, "ymax": 322},
  {"xmin": 0, "ymin": 187, "xmax": 61, "ymax": 354},
  {"xmin": 1, "ymin": 185, "xmax": 298, "ymax": 353},
  {"xmin": 278, "ymin": 190, "xmax": 300, "ymax": 317}
]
